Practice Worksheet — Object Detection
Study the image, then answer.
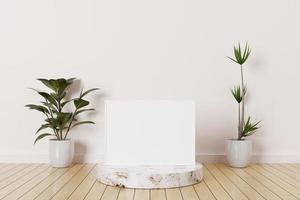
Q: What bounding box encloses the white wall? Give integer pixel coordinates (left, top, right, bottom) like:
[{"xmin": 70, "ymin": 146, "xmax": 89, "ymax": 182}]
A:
[{"xmin": 0, "ymin": 0, "xmax": 299, "ymax": 163}]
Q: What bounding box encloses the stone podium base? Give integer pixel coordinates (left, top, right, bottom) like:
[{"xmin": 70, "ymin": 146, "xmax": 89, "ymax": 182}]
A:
[{"xmin": 97, "ymin": 163, "xmax": 203, "ymax": 189}]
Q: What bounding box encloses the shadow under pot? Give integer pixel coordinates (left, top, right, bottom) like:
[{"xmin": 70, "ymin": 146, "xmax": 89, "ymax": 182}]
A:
[{"xmin": 49, "ymin": 139, "xmax": 74, "ymax": 168}]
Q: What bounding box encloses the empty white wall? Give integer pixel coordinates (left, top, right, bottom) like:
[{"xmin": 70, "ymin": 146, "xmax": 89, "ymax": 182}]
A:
[{"xmin": 0, "ymin": 0, "xmax": 299, "ymax": 163}]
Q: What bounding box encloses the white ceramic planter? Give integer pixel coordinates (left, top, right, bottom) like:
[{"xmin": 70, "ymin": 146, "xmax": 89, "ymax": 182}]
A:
[
  {"xmin": 49, "ymin": 139, "xmax": 74, "ymax": 168},
  {"xmin": 225, "ymin": 139, "xmax": 252, "ymax": 168}
]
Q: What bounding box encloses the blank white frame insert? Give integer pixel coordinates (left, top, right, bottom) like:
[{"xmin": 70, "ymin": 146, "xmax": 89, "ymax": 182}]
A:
[{"xmin": 104, "ymin": 100, "xmax": 195, "ymax": 166}]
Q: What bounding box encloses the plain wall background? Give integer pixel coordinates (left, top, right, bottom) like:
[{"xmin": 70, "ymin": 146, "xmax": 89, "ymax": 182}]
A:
[{"xmin": 0, "ymin": 0, "xmax": 299, "ymax": 163}]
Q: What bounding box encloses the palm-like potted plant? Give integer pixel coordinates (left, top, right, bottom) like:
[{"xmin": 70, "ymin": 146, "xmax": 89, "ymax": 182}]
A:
[
  {"xmin": 26, "ymin": 78, "xmax": 98, "ymax": 167},
  {"xmin": 226, "ymin": 43, "xmax": 261, "ymax": 167}
]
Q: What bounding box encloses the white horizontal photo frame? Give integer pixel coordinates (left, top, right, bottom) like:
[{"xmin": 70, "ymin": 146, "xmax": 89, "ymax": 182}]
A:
[{"xmin": 104, "ymin": 100, "xmax": 196, "ymax": 166}]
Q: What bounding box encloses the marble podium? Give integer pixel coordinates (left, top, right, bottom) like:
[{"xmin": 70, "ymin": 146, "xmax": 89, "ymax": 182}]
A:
[{"xmin": 98, "ymin": 101, "xmax": 203, "ymax": 188}]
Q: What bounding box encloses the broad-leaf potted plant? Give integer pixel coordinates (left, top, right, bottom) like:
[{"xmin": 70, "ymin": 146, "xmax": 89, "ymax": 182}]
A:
[
  {"xmin": 226, "ymin": 43, "xmax": 261, "ymax": 167},
  {"xmin": 26, "ymin": 78, "xmax": 98, "ymax": 167}
]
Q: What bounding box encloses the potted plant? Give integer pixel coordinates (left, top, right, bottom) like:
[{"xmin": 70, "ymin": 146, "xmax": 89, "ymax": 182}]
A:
[
  {"xmin": 226, "ymin": 43, "xmax": 261, "ymax": 167},
  {"xmin": 26, "ymin": 78, "xmax": 98, "ymax": 167}
]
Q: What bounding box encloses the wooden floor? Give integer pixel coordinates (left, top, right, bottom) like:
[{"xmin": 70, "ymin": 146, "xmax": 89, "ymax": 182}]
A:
[{"xmin": 0, "ymin": 164, "xmax": 299, "ymax": 200}]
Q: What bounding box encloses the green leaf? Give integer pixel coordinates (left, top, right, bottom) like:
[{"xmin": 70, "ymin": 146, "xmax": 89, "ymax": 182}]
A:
[
  {"xmin": 34, "ymin": 133, "xmax": 52, "ymax": 144},
  {"xmin": 57, "ymin": 112, "xmax": 73, "ymax": 127},
  {"xmin": 238, "ymin": 43, "xmax": 242, "ymax": 61},
  {"xmin": 61, "ymin": 99, "xmax": 74, "ymax": 108},
  {"xmin": 46, "ymin": 119, "xmax": 61, "ymax": 130},
  {"xmin": 228, "ymin": 42, "xmax": 251, "ymax": 65},
  {"xmin": 38, "ymin": 79, "xmax": 59, "ymax": 92},
  {"xmin": 45, "ymin": 112, "xmax": 72, "ymax": 130},
  {"xmin": 45, "ymin": 118, "xmax": 59, "ymax": 128},
  {"xmin": 29, "ymin": 88, "xmax": 57, "ymax": 107},
  {"xmin": 36, "ymin": 124, "xmax": 52, "ymax": 134},
  {"xmin": 242, "ymin": 43, "xmax": 248, "ymax": 59},
  {"xmin": 230, "ymin": 86, "xmax": 243, "ymax": 103},
  {"xmin": 227, "ymin": 56, "xmax": 238, "ymax": 64},
  {"xmin": 60, "ymin": 92, "xmax": 67, "ymax": 99},
  {"xmin": 67, "ymin": 77, "xmax": 76, "ymax": 83},
  {"xmin": 37, "ymin": 78, "xmax": 75, "ymax": 97},
  {"xmin": 39, "ymin": 79, "xmax": 56, "ymax": 90},
  {"xmin": 72, "ymin": 121, "xmax": 95, "ymax": 128},
  {"xmin": 41, "ymin": 102, "xmax": 58, "ymax": 113},
  {"xmin": 242, "ymin": 117, "xmax": 261, "ymax": 137},
  {"xmin": 74, "ymin": 99, "xmax": 89, "ymax": 109},
  {"xmin": 81, "ymin": 88, "xmax": 99, "ymax": 98},
  {"xmin": 243, "ymin": 43, "xmax": 251, "ymax": 62},
  {"xmin": 50, "ymin": 92, "xmax": 59, "ymax": 101},
  {"xmin": 37, "ymin": 92, "xmax": 58, "ymax": 108},
  {"xmin": 25, "ymin": 104, "xmax": 49, "ymax": 114},
  {"xmin": 234, "ymin": 44, "xmax": 242, "ymax": 64},
  {"xmin": 75, "ymin": 108, "xmax": 95, "ymax": 116}
]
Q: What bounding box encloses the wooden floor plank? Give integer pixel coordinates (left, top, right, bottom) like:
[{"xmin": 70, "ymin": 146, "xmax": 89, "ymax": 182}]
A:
[
  {"xmin": 34, "ymin": 164, "xmax": 84, "ymax": 200},
  {"xmin": 193, "ymin": 181, "xmax": 216, "ymax": 200},
  {"xmin": 150, "ymin": 189, "xmax": 166, "ymax": 200},
  {"xmin": 271, "ymin": 164, "xmax": 300, "ymax": 181},
  {"xmin": 0, "ymin": 164, "xmax": 16, "ymax": 175},
  {"xmin": 0, "ymin": 164, "xmax": 8, "ymax": 170},
  {"xmin": 217, "ymin": 164, "xmax": 264, "ymax": 200},
  {"xmin": 0, "ymin": 163, "xmax": 300, "ymax": 200},
  {"xmin": 2, "ymin": 165, "xmax": 57, "ymax": 200},
  {"xmin": 244, "ymin": 166, "xmax": 297, "ymax": 200},
  {"xmin": 291, "ymin": 164, "xmax": 300, "ymax": 169},
  {"xmin": 230, "ymin": 167, "xmax": 281, "ymax": 200},
  {"xmin": 278, "ymin": 164, "xmax": 300, "ymax": 181},
  {"xmin": 180, "ymin": 186, "xmax": 199, "ymax": 200},
  {"xmin": 265, "ymin": 165, "xmax": 300, "ymax": 187},
  {"xmin": 19, "ymin": 167, "xmax": 69, "ymax": 200},
  {"xmin": 202, "ymin": 167, "xmax": 231, "ymax": 200},
  {"xmin": 165, "ymin": 188, "xmax": 183, "ymax": 200},
  {"xmin": 101, "ymin": 185, "xmax": 120, "ymax": 200},
  {"xmin": 205, "ymin": 164, "xmax": 247, "ymax": 200},
  {"xmin": 118, "ymin": 188, "xmax": 135, "ymax": 200},
  {"xmin": 0, "ymin": 164, "xmax": 51, "ymax": 199},
  {"xmin": 0, "ymin": 164, "xmax": 28, "ymax": 182},
  {"xmin": 286, "ymin": 164, "xmax": 300, "ymax": 174},
  {"xmin": 51, "ymin": 164, "xmax": 95, "ymax": 200},
  {"xmin": 134, "ymin": 189, "xmax": 150, "ymax": 200},
  {"xmin": 261, "ymin": 164, "xmax": 300, "ymax": 187},
  {"xmin": 84, "ymin": 181, "xmax": 107, "ymax": 200},
  {"xmin": 0, "ymin": 164, "xmax": 40, "ymax": 190},
  {"xmin": 251, "ymin": 165, "xmax": 300, "ymax": 199},
  {"xmin": 68, "ymin": 165, "xmax": 98, "ymax": 200}
]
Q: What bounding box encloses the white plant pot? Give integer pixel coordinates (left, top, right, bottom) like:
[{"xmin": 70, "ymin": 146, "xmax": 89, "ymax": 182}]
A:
[
  {"xmin": 49, "ymin": 139, "xmax": 74, "ymax": 168},
  {"xmin": 225, "ymin": 139, "xmax": 252, "ymax": 168}
]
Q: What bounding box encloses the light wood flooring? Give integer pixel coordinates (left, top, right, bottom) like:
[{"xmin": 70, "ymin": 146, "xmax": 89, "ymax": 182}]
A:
[{"xmin": 0, "ymin": 163, "xmax": 299, "ymax": 199}]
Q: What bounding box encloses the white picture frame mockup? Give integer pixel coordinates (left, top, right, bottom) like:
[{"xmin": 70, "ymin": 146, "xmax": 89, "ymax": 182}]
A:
[
  {"xmin": 98, "ymin": 100, "xmax": 202, "ymax": 188},
  {"xmin": 104, "ymin": 100, "xmax": 195, "ymax": 166}
]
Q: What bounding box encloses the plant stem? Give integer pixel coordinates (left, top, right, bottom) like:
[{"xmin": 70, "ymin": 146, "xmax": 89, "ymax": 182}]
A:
[
  {"xmin": 240, "ymin": 64, "xmax": 245, "ymax": 139},
  {"xmin": 64, "ymin": 108, "xmax": 78, "ymax": 140},
  {"xmin": 58, "ymin": 97, "xmax": 62, "ymax": 112},
  {"xmin": 238, "ymin": 103, "xmax": 241, "ymax": 140},
  {"xmin": 44, "ymin": 113, "xmax": 58, "ymax": 139},
  {"xmin": 58, "ymin": 97, "xmax": 62, "ymax": 140},
  {"xmin": 60, "ymin": 129, "xmax": 63, "ymax": 140},
  {"xmin": 45, "ymin": 100, "xmax": 59, "ymax": 139}
]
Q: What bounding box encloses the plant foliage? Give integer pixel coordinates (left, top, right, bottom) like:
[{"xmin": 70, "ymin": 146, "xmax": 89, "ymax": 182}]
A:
[
  {"xmin": 242, "ymin": 117, "xmax": 261, "ymax": 137},
  {"xmin": 228, "ymin": 43, "xmax": 251, "ymax": 65},
  {"xmin": 228, "ymin": 43, "xmax": 261, "ymax": 140},
  {"xmin": 26, "ymin": 78, "xmax": 99, "ymax": 144},
  {"xmin": 231, "ymin": 85, "xmax": 244, "ymax": 103}
]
